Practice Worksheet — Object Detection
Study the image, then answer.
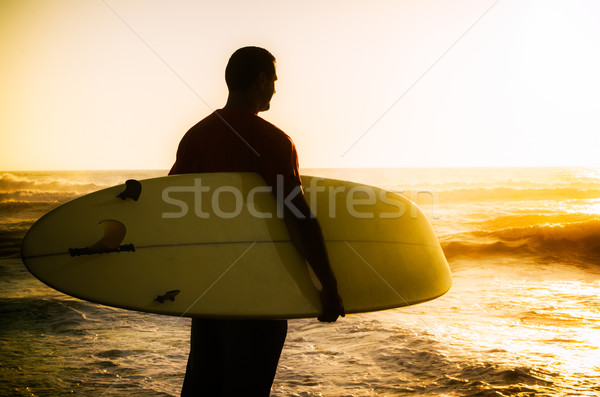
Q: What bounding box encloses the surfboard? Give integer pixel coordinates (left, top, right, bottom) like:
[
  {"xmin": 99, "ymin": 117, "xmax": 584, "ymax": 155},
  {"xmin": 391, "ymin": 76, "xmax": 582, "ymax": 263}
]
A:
[{"xmin": 21, "ymin": 173, "xmax": 451, "ymax": 319}]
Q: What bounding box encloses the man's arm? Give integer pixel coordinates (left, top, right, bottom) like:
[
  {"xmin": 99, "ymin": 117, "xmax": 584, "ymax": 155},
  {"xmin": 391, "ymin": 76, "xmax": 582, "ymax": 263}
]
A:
[{"xmin": 281, "ymin": 182, "xmax": 344, "ymax": 322}]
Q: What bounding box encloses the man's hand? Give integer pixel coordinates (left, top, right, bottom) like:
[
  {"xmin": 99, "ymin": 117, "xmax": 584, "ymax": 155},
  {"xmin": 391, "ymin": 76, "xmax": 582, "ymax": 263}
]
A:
[{"xmin": 318, "ymin": 289, "xmax": 345, "ymax": 323}]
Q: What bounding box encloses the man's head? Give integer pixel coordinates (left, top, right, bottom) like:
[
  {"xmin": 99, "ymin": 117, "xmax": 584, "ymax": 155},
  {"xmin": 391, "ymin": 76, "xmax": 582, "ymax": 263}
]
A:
[{"xmin": 225, "ymin": 47, "xmax": 277, "ymax": 112}]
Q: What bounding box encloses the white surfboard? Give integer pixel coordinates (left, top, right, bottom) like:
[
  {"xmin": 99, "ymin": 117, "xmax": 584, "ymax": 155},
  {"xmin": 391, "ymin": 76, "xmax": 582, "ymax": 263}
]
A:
[{"xmin": 21, "ymin": 173, "xmax": 451, "ymax": 319}]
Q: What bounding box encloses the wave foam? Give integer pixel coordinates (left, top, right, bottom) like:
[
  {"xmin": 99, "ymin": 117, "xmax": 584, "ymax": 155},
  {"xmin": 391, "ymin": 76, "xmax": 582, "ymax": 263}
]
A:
[
  {"xmin": 443, "ymin": 219, "xmax": 600, "ymax": 264},
  {"xmin": 0, "ymin": 172, "xmax": 101, "ymax": 194}
]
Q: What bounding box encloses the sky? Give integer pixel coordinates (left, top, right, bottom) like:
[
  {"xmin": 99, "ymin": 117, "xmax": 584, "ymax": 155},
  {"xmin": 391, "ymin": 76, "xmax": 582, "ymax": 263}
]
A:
[{"xmin": 1, "ymin": 0, "xmax": 600, "ymax": 170}]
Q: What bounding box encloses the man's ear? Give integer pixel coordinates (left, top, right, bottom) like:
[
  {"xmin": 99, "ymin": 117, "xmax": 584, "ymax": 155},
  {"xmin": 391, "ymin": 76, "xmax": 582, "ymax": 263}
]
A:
[{"xmin": 256, "ymin": 72, "xmax": 267, "ymax": 89}]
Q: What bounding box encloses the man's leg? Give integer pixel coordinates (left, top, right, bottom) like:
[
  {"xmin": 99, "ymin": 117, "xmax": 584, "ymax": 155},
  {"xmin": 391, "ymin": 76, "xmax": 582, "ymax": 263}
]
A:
[
  {"xmin": 181, "ymin": 318, "xmax": 224, "ymax": 396},
  {"xmin": 181, "ymin": 318, "xmax": 287, "ymax": 396},
  {"xmin": 220, "ymin": 319, "xmax": 288, "ymax": 396}
]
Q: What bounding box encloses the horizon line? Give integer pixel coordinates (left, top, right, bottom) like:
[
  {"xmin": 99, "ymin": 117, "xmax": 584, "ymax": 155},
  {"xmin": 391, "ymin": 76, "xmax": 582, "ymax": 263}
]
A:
[{"xmin": 2, "ymin": 164, "xmax": 599, "ymax": 173}]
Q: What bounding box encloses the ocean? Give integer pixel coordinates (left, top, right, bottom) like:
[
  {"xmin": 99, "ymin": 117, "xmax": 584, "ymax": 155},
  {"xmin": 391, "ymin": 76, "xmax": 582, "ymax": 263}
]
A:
[{"xmin": 1, "ymin": 167, "xmax": 599, "ymax": 396}]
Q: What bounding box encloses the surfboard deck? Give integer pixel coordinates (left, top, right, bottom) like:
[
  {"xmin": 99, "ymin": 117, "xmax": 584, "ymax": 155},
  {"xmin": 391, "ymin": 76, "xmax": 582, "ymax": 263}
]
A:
[{"xmin": 21, "ymin": 173, "xmax": 451, "ymax": 319}]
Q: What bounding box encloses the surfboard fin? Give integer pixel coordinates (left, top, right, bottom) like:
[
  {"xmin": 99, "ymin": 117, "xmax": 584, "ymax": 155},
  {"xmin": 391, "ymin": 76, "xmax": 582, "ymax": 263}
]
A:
[
  {"xmin": 155, "ymin": 290, "xmax": 180, "ymax": 303},
  {"xmin": 117, "ymin": 179, "xmax": 142, "ymax": 201},
  {"xmin": 69, "ymin": 220, "xmax": 136, "ymax": 256}
]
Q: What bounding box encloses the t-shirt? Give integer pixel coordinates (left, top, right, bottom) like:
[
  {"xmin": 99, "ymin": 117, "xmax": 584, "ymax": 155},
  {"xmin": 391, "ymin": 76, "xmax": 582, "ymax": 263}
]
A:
[{"xmin": 169, "ymin": 108, "xmax": 301, "ymax": 189}]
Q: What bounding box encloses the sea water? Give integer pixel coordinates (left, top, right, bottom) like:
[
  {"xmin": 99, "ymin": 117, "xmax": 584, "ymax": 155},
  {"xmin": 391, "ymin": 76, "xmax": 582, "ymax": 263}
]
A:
[{"xmin": 1, "ymin": 168, "xmax": 599, "ymax": 396}]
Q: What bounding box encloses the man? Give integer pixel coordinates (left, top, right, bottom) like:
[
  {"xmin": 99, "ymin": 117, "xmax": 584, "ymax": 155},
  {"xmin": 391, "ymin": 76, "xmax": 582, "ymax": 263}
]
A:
[{"xmin": 170, "ymin": 46, "xmax": 344, "ymax": 396}]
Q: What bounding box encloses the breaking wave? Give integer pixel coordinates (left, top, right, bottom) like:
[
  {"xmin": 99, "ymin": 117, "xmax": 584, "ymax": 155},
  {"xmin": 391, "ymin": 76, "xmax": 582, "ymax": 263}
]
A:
[
  {"xmin": 443, "ymin": 219, "xmax": 600, "ymax": 264},
  {"xmin": 396, "ymin": 186, "xmax": 600, "ymax": 204},
  {"xmin": 0, "ymin": 171, "xmax": 102, "ymax": 194}
]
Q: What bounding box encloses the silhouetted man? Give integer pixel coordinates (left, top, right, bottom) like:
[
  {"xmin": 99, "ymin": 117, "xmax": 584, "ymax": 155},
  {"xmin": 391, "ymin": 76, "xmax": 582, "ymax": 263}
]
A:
[{"xmin": 170, "ymin": 46, "xmax": 344, "ymax": 396}]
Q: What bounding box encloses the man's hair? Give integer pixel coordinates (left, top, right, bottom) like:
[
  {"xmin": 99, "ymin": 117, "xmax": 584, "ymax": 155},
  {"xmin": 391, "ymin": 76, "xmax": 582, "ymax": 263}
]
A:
[{"xmin": 225, "ymin": 47, "xmax": 276, "ymax": 92}]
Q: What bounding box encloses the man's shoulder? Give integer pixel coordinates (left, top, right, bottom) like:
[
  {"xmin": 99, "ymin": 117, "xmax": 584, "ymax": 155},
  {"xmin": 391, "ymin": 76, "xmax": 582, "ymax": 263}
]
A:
[
  {"xmin": 252, "ymin": 115, "xmax": 294, "ymax": 147},
  {"xmin": 184, "ymin": 109, "xmax": 295, "ymax": 150}
]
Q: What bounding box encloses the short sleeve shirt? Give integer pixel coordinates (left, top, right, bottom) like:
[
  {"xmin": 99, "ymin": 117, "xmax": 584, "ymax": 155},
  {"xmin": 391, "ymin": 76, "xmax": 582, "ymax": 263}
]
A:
[{"xmin": 169, "ymin": 108, "xmax": 301, "ymax": 189}]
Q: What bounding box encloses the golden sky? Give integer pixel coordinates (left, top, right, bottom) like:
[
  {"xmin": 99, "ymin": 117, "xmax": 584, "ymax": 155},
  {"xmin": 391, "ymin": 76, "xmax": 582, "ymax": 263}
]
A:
[{"xmin": 1, "ymin": 0, "xmax": 600, "ymax": 170}]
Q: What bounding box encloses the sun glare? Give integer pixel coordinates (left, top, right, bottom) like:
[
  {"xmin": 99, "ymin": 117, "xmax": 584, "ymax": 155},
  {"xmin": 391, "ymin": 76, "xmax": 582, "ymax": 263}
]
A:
[{"xmin": 2, "ymin": 1, "xmax": 600, "ymax": 170}]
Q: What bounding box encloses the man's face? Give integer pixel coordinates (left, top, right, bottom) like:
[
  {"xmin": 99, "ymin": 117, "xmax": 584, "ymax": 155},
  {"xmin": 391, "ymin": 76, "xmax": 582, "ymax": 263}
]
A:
[{"xmin": 258, "ymin": 67, "xmax": 277, "ymax": 112}]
